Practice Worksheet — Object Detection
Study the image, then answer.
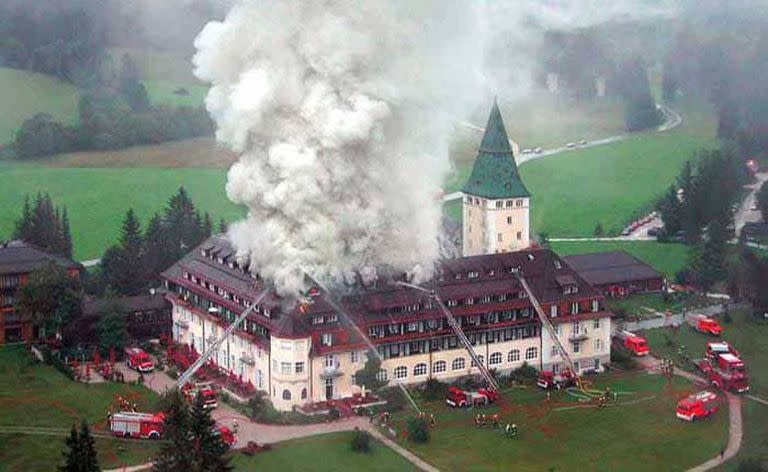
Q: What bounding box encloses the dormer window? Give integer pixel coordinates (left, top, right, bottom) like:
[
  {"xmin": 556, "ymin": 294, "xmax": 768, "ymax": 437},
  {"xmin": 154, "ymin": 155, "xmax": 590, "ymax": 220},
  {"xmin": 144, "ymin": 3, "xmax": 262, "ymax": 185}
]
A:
[
  {"xmin": 454, "ymin": 273, "xmax": 463, "ymax": 280},
  {"xmin": 519, "ymin": 291, "xmax": 528, "ymax": 299},
  {"xmin": 488, "ymin": 270, "xmax": 495, "ymax": 277},
  {"xmin": 554, "ymin": 260, "xmax": 562, "ymax": 270},
  {"xmin": 446, "ymin": 300, "xmax": 458, "ymax": 307},
  {"xmin": 468, "ymin": 271, "xmax": 479, "ymax": 279},
  {"xmin": 465, "ymin": 298, "xmax": 475, "ymax": 305}
]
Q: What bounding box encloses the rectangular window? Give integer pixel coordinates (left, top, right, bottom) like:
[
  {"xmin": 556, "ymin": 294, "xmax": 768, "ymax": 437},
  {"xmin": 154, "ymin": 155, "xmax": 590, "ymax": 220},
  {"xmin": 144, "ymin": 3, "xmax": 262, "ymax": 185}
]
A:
[
  {"xmin": 550, "ymin": 305, "xmax": 558, "ymax": 318},
  {"xmin": 496, "ymin": 201, "xmax": 503, "ymax": 209},
  {"xmin": 507, "ymin": 216, "xmax": 513, "ymax": 224},
  {"xmin": 592, "ymin": 299, "xmax": 599, "ymax": 312},
  {"xmin": 594, "ymin": 339, "xmax": 603, "ymax": 351},
  {"xmin": 573, "ymin": 342, "xmax": 580, "ymax": 353},
  {"xmin": 516, "ymin": 199, "xmax": 523, "ymax": 207},
  {"xmin": 594, "ymin": 359, "xmax": 600, "ymax": 370},
  {"xmin": 295, "ymin": 362, "xmax": 305, "ymax": 374},
  {"xmin": 572, "ymin": 322, "xmax": 580, "ymax": 335},
  {"xmin": 280, "ymin": 362, "xmax": 291, "ymax": 375},
  {"xmin": 325, "ymin": 355, "xmax": 335, "ymax": 367},
  {"xmin": 551, "ymin": 345, "xmax": 559, "ymax": 357},
  {"xmin": 497, "ymin": 233, "xmax": 503, "ymax": 242},
  {"xmin": 350, "ymin": 351, "xmax": 359, "ymax": 363},
  {"xmin": 570, "ymin": 302, "xmax": 579, "ymax": 315},
  {"xmin": 516, "ymin": 231, "xmax": 522, "ymax": 240},
  {"xmin": 506, "ymin": 200, "xmax": 513, "ymax": 208},
  {"xmin": 593, "ymin": 318, "xmax": 600, "ymax": 329}
]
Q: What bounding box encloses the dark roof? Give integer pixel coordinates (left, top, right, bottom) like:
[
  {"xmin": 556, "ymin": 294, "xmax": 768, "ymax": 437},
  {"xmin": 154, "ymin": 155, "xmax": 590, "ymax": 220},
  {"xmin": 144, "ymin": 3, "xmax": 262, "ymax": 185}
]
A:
[
  {"xmin": 0, "ymin": 240, "xmax": 82, "ymax": 276},
  {"xmin": 461, "ymin": 101, "xmax": 530, "ymax": 199},
  {"xmin": 563, "ymin": 251, "xmax": 663, "ymax": 287},
  {"xmin": 742, "ymin": 222, "xmax": 768, "ymax": 238},
  {"xmin": 83, "ymin": 293, "xmax": 170, "ymax": 316},
  {"xmin": 162, "ymin": 235, "xmax": 602, "ymax": 341}
]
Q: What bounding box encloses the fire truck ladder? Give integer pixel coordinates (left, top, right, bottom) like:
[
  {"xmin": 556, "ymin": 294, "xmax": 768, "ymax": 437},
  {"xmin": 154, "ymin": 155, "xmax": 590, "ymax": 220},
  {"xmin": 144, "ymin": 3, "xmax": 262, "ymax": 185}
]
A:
[
  {"xmin": 175, "ymin": 288, "xmax": 270, "ymax": 389},
  {"xmin": 510, "ymin": 270, "xmax": 587, "ymax": 392},
  {"xmin": 396, "ymin": 282, "xmax": 501, "ymax": 392}
]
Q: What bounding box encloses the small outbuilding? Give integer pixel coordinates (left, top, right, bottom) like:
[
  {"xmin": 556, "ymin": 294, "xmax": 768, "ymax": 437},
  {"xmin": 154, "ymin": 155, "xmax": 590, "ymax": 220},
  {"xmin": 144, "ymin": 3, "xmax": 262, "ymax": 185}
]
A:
[{"xmin": 563, "ymin": 251, "xmax": 664, "ymax": 298}]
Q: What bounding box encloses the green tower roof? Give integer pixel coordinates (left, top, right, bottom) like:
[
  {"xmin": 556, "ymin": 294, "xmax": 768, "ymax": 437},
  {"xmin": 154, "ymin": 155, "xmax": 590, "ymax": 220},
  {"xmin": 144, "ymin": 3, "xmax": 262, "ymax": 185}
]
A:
[{"xmin": 462, "ymin": 101, "xmax": 530, "ymax": 199}]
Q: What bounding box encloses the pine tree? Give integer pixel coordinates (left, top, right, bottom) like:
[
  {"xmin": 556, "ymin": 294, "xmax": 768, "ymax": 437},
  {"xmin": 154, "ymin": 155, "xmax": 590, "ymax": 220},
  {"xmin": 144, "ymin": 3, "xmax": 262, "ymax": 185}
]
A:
[
  {"xmin": 61, "ymin": 207, "xmax": 73, "ymax": 258},
  {"xmin": 13, "ymin": 194, "xmax": 34, "ymax": 242},
  {"xmin": 217, "ymin": 218, "xmax": 227, "ymax": 234},
  {"xmin": 190, "ymin": 393, "xmax": 232, "ymax": 472},
  {"xmin": 164, "ymin": 187, "xmax": 198, "ymax": 259},
  {"xmin": 691, "ymin": 217, "xmax": 729, "ymax": 292},
  {"xmin": 98, "ymin": 294, "xmax": 129, "ymax": 352},
  {"xmin": 153, "ymin": 390, "xmax": 194, "ymax": 472},
  {"xmin": 202, "ymin": 213, "xmax": 213, "ymax": 239},
  {"xmin": 59, "ymin": 425, "xmax": 82, "ymax": 472},
  {"xmin": 99, "ymin": 209, "xmax": 147, "ymax": 296},
  {"xmin": 142, "ymin": 213, "xmax": 173, "ymax": 282},
  {"xmin": 78, "ymin": 420, "xmax": 100, "ymax": 472}
]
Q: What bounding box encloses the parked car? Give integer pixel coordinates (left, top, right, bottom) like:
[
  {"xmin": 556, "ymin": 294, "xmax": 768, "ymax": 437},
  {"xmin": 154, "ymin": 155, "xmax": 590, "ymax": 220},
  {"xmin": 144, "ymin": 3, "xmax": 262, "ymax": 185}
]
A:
[
  {"xmin": 566, "ymin": 142, "xmax": 576, "ymax": 149},
  {"xmin": 522, "ymin": 148, "xmax": 532, "ymax": 154},
  {"xmin": 534, "ymin": 147, "xmax": 544, "ymax": 154},
  {"xmin": 578, "ymin": 139, "xmax": 587, "ymax": 145},
  {"xmin": 647, "ymin": 227, "xmax": 661, "ymax": 237}
]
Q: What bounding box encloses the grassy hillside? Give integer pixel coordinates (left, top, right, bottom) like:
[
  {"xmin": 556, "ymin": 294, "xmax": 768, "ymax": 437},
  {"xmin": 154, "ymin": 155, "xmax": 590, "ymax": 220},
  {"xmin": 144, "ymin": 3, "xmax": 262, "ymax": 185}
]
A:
[
  {"xmin": 0, "ymin": 68, "xmax": 80, "ymax": 144},
  {"xmin": 0, "ymin": 163, "xmax": 243, "ymax": 260},
  {"xmin": 447, "ymin": 101, "xmax": 717, "ymax": 238},
  {"xmin": 143, "ymin": 80, "xmax": 208, "ymax": 108}
]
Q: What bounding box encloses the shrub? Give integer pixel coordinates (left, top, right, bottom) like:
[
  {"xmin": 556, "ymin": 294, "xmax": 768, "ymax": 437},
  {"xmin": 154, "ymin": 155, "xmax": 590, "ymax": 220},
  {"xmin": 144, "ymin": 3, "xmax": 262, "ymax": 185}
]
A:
[
  {"xmin": 611, "ymin": 347, "xmax": 637, "ymax": 370},
  {"xmin": 328, "ymin": 406, "xmax": 341, "ymax": 421},
  {"xmin": 407, "ymin": 416, "xmax": 430, "ymax": 443},
  {"xmin": 379, "ymin": 387, "xmax": 408, "ymax": 412},
  {"xmin": 247, "ymin": 391, "xmax": 270, "ymax": 421},
  {"xmin": 350, "ymin": 429, "xmax": 371, "ymax": 453},
  {"xmin": 420, "ymin": 378, "xmax": 448, "ymax": 401},
  {"xmin": 508, "ymin": 362, "xmax": 538, "ymax": 384}
]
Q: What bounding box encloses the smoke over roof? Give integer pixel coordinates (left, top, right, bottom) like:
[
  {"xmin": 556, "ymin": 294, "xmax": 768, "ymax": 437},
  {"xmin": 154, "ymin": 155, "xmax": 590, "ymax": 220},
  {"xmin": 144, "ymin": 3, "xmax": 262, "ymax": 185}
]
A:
[{"xmin": 192, "ymin": 0, "xmax": 679, "ymax": 297}]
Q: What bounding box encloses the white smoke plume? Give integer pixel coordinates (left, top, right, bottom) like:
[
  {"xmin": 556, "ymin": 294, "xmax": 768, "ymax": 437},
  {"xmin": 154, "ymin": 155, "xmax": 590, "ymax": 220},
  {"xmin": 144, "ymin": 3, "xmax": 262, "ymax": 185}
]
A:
[{"xmin": 193, "ymin": 0, "xmax": 676, "ymax": 297}]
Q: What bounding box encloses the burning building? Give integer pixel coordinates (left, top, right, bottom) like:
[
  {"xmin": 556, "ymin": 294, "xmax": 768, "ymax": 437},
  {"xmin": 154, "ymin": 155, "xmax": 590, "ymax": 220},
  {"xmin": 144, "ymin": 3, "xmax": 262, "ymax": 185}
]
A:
[{"xmin": 161, "ymin": 103, "xmax": 613, "ymax": 411}]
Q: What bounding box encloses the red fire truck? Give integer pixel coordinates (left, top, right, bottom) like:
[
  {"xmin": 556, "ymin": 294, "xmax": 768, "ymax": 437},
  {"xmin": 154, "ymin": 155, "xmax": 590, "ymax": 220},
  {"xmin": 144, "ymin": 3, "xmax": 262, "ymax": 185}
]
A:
[
  {"xmin": 536, "ymin": 369, "xmax": 576, "ymax": 390},
  {"xmin": 125, "ymin": 347, "xmax": 154, "ymax": 373},
  {"xmin": 705, "ymin": 341, "xmax": 740, "ymax": 360},
  {"xmin": 613, "ymin": 330, "xmax": 649, "ymax": 356},
  {"xmin": 694, "ymin": 316, "xmax": 723, "ymax": 336},
  {"xmin": 675, "ymin": 391, "xmax": 719, "ymax": 421},
  {"xmin": 109, "ymin": 411, "xmax": 165, "ymax": 439},
  {"xmin": 696, "ymin": 353, "xmax": 750, "ymax": 393},
  {"xmin": 445, "ymin": 386, "xmax": 499, "ymax": 408},
  {"xmin": 182, "ymin": 382, "xmax": 219, "ymax": 409}
]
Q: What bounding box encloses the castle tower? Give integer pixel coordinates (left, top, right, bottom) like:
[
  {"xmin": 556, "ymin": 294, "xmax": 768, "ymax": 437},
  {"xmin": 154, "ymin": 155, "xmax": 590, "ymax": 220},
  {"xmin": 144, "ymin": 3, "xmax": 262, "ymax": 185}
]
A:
[{"xmin": 462, "ymin": 101, "xmax": 531, "ymax": 257}]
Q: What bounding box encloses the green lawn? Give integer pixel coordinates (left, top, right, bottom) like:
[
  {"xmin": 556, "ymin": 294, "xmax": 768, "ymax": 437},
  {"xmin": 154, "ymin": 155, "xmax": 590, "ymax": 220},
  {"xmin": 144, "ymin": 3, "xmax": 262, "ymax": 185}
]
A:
[
  {"xmin": 447, "ymin": 102, "xmax": 717, "ymax": 238},
  {"xmin": 0, "ymin": 68, "xmax": 80, "ymax": 145},
  {"xmin": 391, "ymin": 372, "xmax": 727, "ymax": 472},
  {"xmin": 0, "ymin": 164, "xmax": 243, "ymax": 260},
  {"xmin": 606, "ymin": 292, "xmax": 716, "ymax": 319},
  {"xmin": 230, "ymin": 432, "xmax": 416, "ymax": 471},
  {"xmin": 640, "ymin": 310, "xmax": 768, "ymax": 469},
  {"xmin": 551, "ymin": 240, "xmax": 690, "ymax": 278},
  {"xmin": 0, "ymin": 345, "xmax": 161, "ymax": 470}
]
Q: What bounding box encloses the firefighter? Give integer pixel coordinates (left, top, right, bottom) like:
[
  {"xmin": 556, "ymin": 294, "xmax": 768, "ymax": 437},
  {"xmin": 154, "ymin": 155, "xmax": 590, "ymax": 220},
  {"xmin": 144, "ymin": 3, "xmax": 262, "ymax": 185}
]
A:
[
  {"xmin": 546, "ymin": 391, "xmax": 551, "ymax": 402},
  {"xmin": 429, "ymin": 413, "xmax": 436, "ymax": 428},
  {"xmin": 490, "ymin": 414, "xmax": 500, "ymax": 429},
  {"xmin": 475, "ymin": 413, "xmax": 482, "ymax": 428},
  {"xmin": 232, "ymin": 419, "xmax": 239, "ymax": 434}
]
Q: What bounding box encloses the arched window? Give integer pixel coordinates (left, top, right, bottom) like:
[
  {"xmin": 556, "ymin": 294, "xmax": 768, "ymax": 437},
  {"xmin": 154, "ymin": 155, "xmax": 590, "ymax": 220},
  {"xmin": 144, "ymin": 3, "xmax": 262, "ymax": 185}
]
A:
[
  {"xmin": 282, "ymin": 389, "xmax": 291, "ymax": 400},
  {"xmin": 525, "ymin": 347, "xmax": 538, "ymax": 360},
  {"xmin": 414, "ymin": 363, "xmax": 427, "ymax": 376},
  {"xmin": 508, "ymin": 350, "xmax": 520, "ymax": 362},
  {"xmin": 471, "ymin": 355, "xmax": 485, "ymax": 367},
  {"xmin": 452, "ymin": 358, "xmax": 465, "ymax": 370},
  {"xmin": 432, "ymin": 361, "xmax": 447, "ymax": 373},
  {"xmin": 301, "ymin": 388, "xmax": 307, "ymax": 400},
  {"xmin": 394, "ymin": 366, "xmax": 408, "ymax": 379},
  {"xmin": 489, "ymin": 352, "xmax": 502, "ymax": 366}
]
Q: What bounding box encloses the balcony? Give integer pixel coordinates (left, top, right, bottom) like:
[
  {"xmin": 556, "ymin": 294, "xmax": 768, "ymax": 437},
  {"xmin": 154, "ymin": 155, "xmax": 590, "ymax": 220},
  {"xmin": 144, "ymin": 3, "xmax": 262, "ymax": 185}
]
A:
[
  {"xmin": 320, "ymin": 362, "xmax": 344, "ymax": 379},
  {"xmin": 568, "ymin": 332, "xmax": 589, "ymax": 342},
  {"xmin": 240, "ymin": 353, "xmax": 255, "ymax": 366}
]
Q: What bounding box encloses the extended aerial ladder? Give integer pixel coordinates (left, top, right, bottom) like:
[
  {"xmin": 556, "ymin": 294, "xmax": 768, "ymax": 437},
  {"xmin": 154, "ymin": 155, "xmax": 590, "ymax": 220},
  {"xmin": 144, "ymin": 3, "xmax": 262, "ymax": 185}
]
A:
[
  {"xmin": 510, "ymin": 269, "xmax": 587, "ymax": 391},
  {"xmin": 175, "ymin": 288, "xmax": 270, "ymax": 389},
  {"xmin": 396, "ymin": 281, "xmax": 501, "ymax": 392}
]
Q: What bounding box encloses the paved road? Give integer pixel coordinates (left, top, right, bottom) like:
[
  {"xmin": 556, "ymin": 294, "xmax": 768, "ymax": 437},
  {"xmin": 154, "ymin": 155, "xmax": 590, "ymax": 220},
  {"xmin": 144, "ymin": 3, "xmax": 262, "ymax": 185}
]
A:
[
  {"xmin": 637, "ymin": 355, "xmax": 743, "ymax": 472},
  {"xmin": 734, "ymin": 172, "xmax": 768, "ymax": 239}
]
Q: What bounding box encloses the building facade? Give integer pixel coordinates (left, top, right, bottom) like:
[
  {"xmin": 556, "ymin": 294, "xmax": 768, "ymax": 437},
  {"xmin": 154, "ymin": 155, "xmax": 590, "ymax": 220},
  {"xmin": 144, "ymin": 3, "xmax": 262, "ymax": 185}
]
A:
[
  {"xmin": 162, "ymin": 237, "xmax": 612, "ymax": 411},
  {"xmin": 563, "ymin": 251, "xmax": 664, "ymax": 298},
  {"xmin": 0, "ymin": 241, "xmax": 82, "ymax": 344},
  {"xmin": 462, "ymin": 102, "xmax": 531, "ymax": 257}
]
